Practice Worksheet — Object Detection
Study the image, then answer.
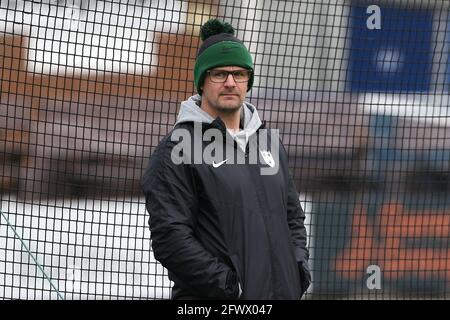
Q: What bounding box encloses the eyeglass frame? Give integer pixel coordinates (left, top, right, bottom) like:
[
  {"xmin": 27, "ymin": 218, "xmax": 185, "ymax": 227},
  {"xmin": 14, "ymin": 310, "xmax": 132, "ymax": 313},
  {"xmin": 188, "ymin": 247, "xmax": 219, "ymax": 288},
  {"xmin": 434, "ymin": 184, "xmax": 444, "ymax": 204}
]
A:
[{"xmin": 206, "ymin": 68, "xmax": 253, "ymax": 83}]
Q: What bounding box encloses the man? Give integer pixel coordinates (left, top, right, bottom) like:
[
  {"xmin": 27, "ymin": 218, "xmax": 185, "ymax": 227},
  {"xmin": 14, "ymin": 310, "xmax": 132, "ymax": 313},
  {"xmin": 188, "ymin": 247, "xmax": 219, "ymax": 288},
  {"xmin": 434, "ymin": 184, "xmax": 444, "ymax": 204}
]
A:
[{"xmin": 141, "ymin": 19, "xmax": 310, "ymax": 299}]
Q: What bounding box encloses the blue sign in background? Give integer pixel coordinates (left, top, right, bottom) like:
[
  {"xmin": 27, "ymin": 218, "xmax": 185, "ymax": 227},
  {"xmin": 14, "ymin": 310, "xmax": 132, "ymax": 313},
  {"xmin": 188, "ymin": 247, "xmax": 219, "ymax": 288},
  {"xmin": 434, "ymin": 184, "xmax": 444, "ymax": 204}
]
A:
[{"xmin": 348, "ymin": 6, "xmax": 433, "ymax": 92}]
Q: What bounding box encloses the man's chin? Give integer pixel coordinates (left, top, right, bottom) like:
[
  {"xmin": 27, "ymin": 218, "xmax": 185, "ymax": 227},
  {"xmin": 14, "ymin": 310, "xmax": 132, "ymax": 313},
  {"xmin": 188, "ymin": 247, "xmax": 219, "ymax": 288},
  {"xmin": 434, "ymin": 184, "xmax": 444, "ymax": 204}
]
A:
[{"xmin": 217, "ymin": 104, "xmax": 242, "ymax": 113}]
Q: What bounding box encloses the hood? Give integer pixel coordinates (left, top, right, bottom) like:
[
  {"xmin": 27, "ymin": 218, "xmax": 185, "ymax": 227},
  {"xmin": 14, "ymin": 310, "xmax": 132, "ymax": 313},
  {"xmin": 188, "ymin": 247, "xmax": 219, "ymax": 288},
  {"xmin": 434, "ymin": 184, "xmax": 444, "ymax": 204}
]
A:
[{"xmin": 175, "ymin": 94, "xmax": 262, "ymax": 133}]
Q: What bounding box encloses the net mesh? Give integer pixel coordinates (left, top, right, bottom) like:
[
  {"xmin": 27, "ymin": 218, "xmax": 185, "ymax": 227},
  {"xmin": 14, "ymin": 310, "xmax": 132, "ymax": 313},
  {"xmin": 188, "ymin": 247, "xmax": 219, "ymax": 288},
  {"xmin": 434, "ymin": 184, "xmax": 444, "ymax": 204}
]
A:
[{"xmin": 1, "ymin": 0, "xmax": 450, "ymax": 299}]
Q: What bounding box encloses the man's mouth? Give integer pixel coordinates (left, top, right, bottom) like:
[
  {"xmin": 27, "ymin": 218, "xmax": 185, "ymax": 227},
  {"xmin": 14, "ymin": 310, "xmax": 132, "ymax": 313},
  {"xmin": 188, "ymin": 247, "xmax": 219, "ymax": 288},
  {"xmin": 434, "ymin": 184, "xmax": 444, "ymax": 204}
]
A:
[{"xmin": 220, "ymin": 93, "xmax": 238, "ymax": 97}]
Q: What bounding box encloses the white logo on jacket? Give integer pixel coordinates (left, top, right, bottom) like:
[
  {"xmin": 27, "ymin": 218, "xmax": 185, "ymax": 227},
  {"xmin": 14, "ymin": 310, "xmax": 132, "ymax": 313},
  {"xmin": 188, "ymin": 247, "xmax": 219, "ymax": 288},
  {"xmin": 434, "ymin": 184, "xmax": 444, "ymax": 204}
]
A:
[
  {"xmin": 260, "ymin": 150, "xmax": 275, "ymax": 168},
  {"xmin": 212, "ymin": 159, "xmax": 228, "ymax": 168}
]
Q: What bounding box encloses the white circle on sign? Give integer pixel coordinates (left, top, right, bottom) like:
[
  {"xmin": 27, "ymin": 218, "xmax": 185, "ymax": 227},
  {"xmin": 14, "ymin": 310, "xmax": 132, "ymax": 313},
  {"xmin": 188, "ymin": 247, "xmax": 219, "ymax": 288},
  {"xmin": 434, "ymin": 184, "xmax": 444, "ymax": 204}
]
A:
[{"xmin": 374, "ymin": 47, "xmax": 405, "ymax": 74}]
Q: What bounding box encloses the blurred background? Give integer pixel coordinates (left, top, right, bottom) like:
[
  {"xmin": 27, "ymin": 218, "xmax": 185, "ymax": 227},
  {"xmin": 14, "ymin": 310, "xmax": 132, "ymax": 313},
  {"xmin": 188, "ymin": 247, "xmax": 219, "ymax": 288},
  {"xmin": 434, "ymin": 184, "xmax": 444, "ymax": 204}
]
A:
[{"xmin": 1, "ymin": 0, "xmax": 450, "ymax": 299}]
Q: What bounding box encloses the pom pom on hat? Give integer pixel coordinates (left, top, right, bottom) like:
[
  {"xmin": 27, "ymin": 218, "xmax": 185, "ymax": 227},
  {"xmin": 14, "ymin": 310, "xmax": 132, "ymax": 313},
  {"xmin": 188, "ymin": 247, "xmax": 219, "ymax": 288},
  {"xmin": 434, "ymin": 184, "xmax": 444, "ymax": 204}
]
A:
[{"xmin": 200, "ymin": 19, "xmax": 235, "ymax": 41}]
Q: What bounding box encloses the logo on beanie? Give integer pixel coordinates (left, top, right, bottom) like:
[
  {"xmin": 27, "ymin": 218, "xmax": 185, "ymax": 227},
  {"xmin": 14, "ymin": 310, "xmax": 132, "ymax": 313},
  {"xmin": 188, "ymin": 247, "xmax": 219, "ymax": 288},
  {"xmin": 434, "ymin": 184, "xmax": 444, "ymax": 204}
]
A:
[{"xmin": 221, "ymin": 44, "xmax": 239, "ymax": 53}]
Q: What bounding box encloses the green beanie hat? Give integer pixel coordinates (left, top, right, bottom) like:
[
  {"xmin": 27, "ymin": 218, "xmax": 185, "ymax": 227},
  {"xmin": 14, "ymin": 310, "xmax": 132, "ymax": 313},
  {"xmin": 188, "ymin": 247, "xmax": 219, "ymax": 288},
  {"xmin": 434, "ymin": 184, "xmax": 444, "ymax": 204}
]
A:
[{"xmin": 194, "ymin": 19, "xmax": 254, "ymax": 95}]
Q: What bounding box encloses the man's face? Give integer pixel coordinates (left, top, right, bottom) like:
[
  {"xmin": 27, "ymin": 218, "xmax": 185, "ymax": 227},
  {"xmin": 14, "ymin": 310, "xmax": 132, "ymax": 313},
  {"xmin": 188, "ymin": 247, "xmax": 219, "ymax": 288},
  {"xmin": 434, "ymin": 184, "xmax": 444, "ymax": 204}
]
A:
[{"xmin": 200, "ymin": 66, "xmax": 249, "ymax": 115}]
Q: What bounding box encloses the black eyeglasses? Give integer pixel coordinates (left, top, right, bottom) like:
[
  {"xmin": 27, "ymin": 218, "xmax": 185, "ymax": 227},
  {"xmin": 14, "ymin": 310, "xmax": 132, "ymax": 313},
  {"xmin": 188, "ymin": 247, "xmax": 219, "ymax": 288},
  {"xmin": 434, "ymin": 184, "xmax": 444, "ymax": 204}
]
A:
[{"xmin": 206, "ymin": 69, "xmax": 252, "ymax": 83}]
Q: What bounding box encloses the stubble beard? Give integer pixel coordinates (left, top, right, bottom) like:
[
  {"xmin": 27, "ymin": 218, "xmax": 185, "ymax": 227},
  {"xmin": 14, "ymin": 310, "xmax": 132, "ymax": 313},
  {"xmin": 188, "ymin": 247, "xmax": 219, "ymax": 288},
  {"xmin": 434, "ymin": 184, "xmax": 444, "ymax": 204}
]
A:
[
  {"xmin": 213, "ymin": 94, "xmax": 243, "ymax": 114},
  {"xmin": 215, "ymin": 103, "xmax": 241, "ymax": 114}
]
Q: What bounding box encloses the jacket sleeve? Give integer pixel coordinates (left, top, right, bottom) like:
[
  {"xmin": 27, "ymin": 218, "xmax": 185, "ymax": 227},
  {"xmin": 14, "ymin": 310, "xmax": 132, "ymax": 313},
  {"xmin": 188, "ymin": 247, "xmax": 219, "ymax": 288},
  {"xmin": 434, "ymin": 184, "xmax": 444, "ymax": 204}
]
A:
[
  {"xmin": 140, "ymin": 138, "xmax": 239, "ymax": 299},
  {"xmin": 286, "ymin": 173, "xmax": 311, "ymax": 296},
  {"xmin": 281, "ymin": 139, "xmax": 311, "ymax": 296},
  {"xmin": 286, "ymin": 173, "xmax": 309, "ymax": 264}
]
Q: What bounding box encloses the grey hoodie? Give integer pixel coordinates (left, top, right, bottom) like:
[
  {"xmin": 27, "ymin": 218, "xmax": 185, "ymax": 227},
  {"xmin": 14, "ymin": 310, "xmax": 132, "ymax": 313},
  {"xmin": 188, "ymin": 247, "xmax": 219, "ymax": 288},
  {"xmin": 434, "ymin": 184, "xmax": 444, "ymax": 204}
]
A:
[{"xmin": 175, "ymin": 94, "xmax": 262, "ymax": 152}]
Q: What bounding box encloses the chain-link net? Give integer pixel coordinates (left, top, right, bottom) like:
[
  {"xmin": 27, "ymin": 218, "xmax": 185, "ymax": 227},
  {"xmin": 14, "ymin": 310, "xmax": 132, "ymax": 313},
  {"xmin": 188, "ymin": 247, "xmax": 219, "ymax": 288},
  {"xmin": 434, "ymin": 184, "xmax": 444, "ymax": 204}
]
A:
[{"xmin": 1, "ymin": 0, "xmax": 450, "ymax": 299}]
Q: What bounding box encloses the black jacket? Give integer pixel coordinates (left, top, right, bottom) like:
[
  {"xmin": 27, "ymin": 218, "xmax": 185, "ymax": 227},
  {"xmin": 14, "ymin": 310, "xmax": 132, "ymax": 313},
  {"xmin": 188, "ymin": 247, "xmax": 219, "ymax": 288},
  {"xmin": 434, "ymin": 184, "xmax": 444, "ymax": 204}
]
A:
[{"xmin": 141, "ymin": 97, "xmax": 310, "ymax": 299}]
